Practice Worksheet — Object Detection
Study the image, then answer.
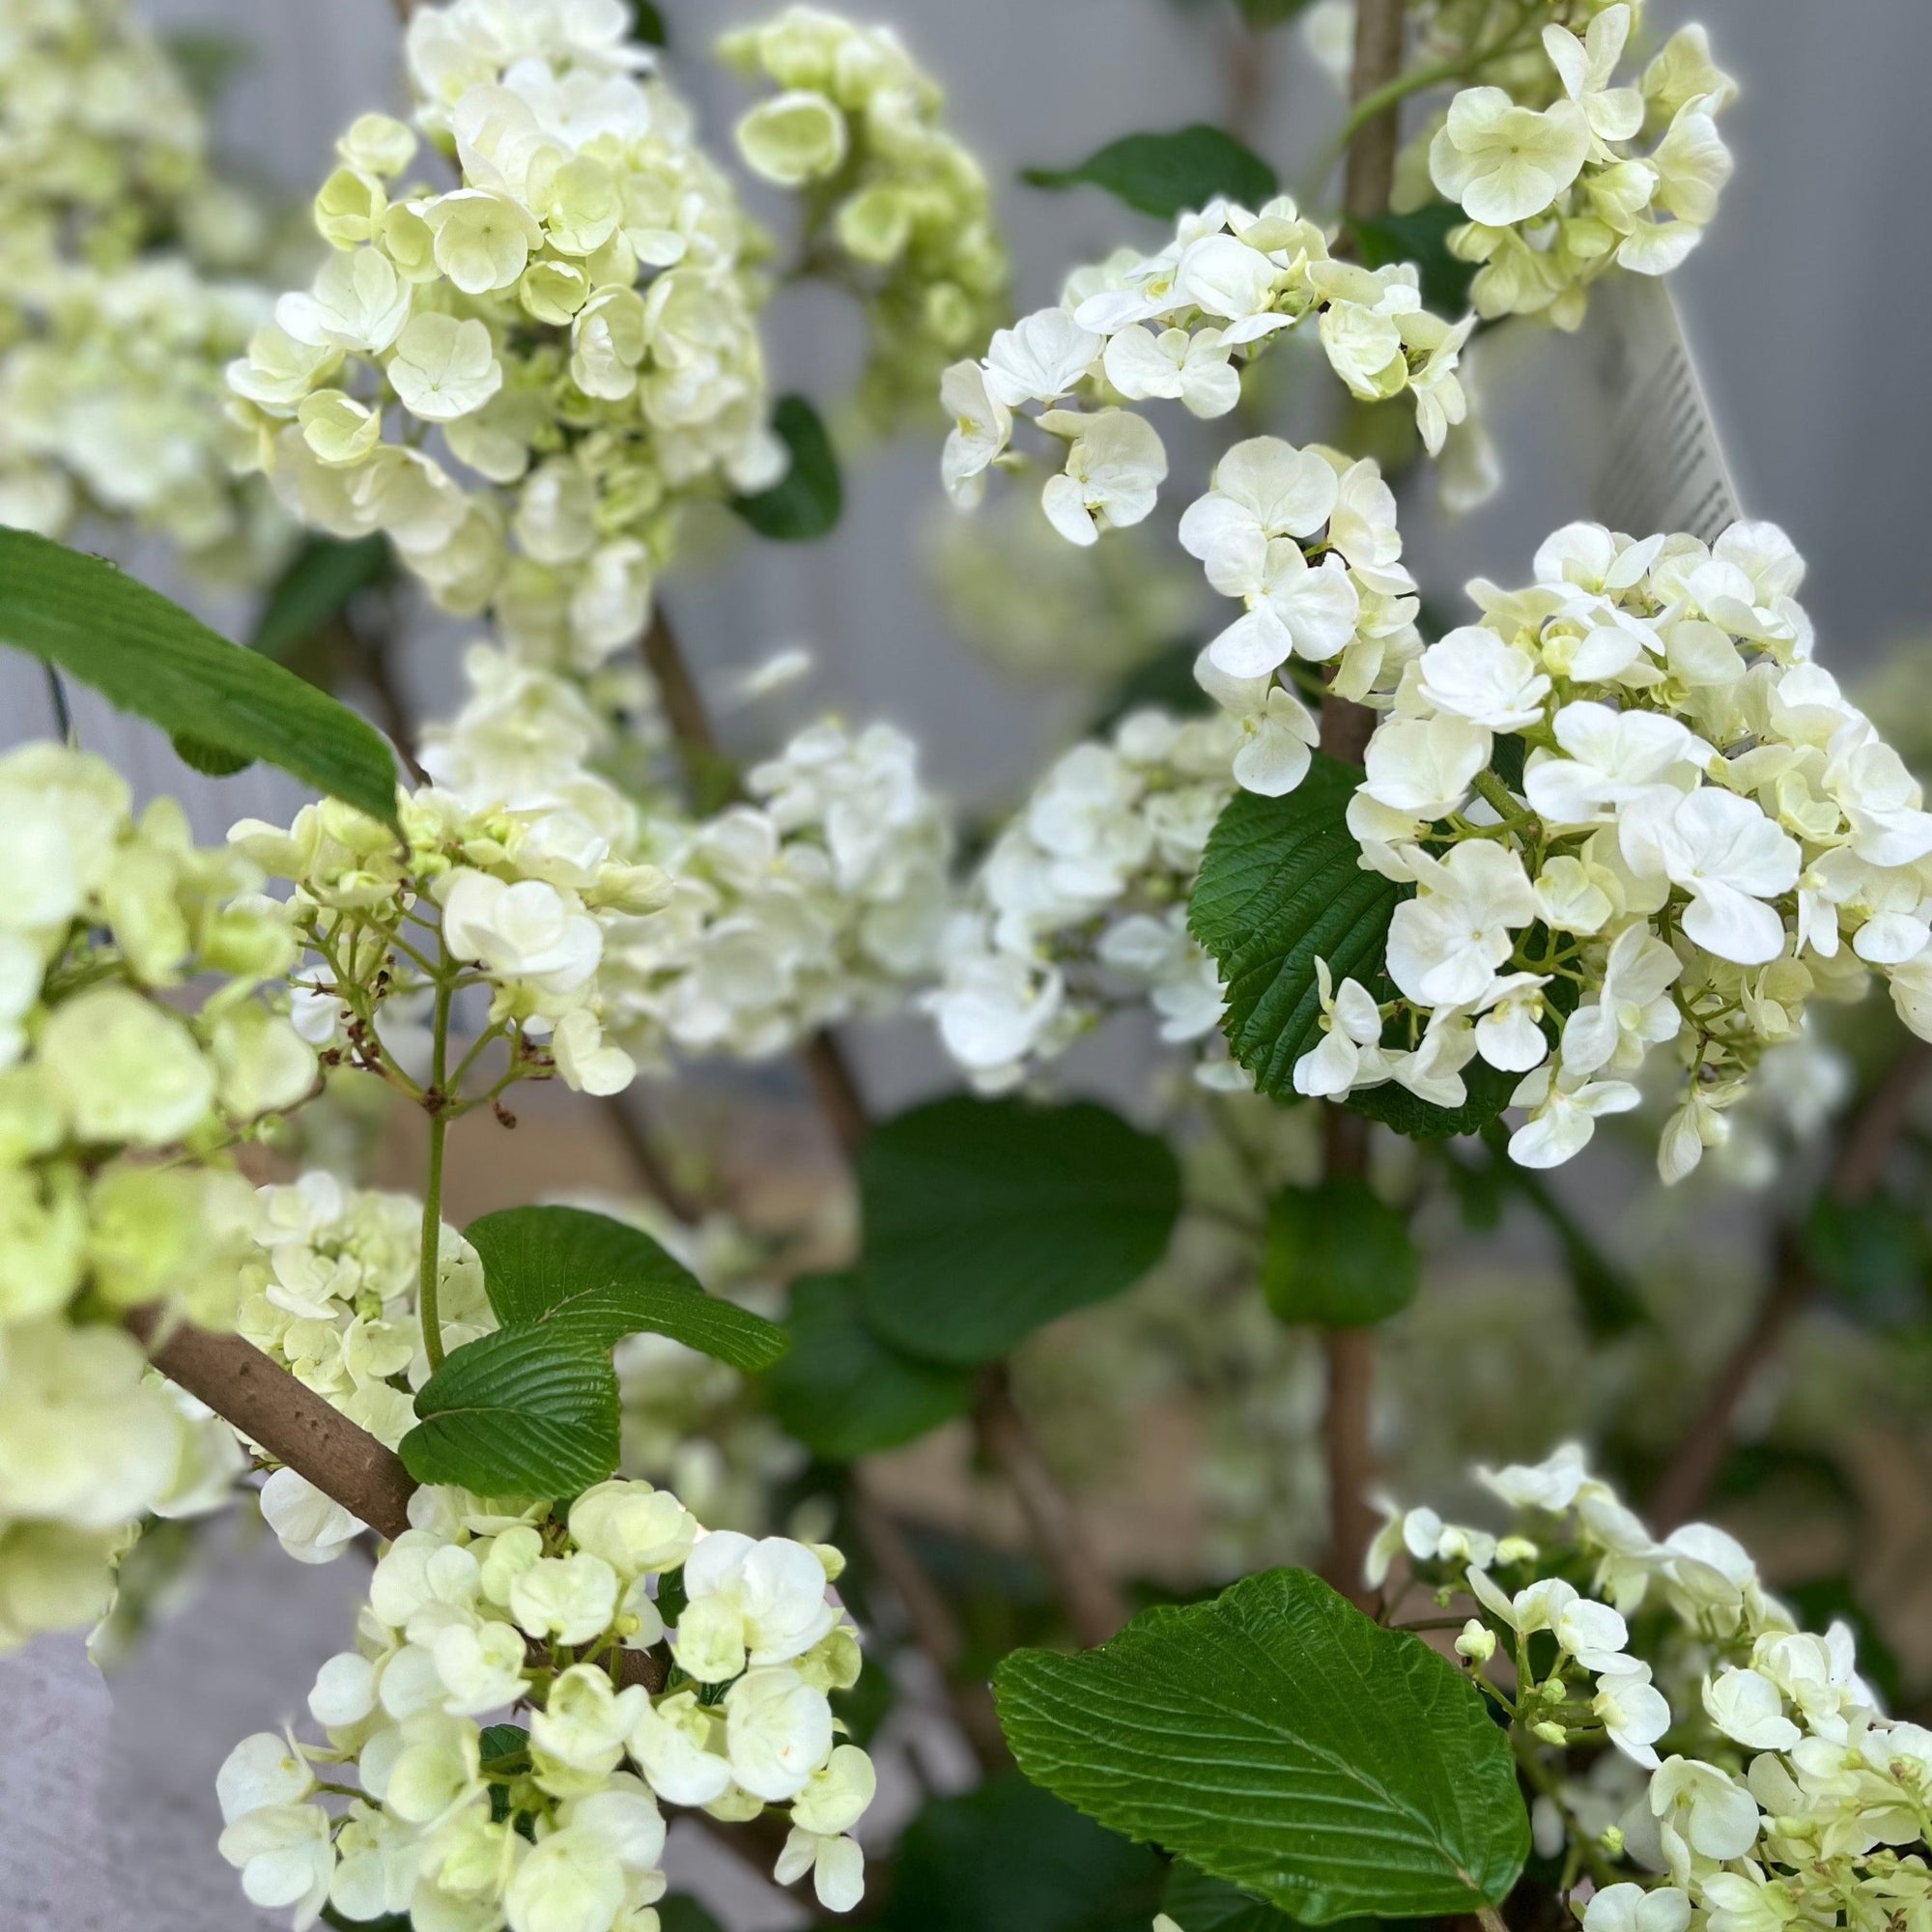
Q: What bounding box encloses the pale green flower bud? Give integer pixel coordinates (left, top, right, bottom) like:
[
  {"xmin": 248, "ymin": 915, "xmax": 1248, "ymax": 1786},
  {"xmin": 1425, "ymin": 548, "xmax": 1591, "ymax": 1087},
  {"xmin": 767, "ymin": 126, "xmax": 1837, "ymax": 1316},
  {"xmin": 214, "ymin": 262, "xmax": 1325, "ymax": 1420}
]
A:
[
  {"xmin": 1455, "ymin": 1618, "xmax": 1497, "ymax": 1664},
  {"xmin": 210, "ymin": 1005, "xmax": 317, "ymax": 1122},
  {"xmin": 298, "ymin": 390, "xmax": 384, "ymax": 468},
  {"xmin": 521, "ymin": 257, "xmax": 590, "ymax": 327},
  {"xmin": 338, "ymin": 112, "xmax": 417, "ymax": 180},
  {"xmin": 87, "ymin": 1165, "xmax": 214, "ymax": 1309},
  {"xmin": 43, "ymin": 985, "xmax": 214, "ymax": 1148},
  {"xmin": 834, "ymin": 184, "xmax": 912, "ymax": 265},
  {"xmin": 736, "ymin": 90, "xmax": 848, "ymax": 187},
  {"xmin": 314, "ymin": 167, "xmax": 388, "ymax": 249}
]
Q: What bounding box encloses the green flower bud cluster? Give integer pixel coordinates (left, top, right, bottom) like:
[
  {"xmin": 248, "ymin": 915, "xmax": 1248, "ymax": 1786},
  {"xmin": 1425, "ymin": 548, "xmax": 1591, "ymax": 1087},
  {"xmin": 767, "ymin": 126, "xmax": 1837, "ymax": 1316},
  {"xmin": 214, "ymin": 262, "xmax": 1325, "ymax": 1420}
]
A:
[
  {"xmin": 720, "ymin": 5, "xmax": 1011, "ymax": 434},
  {"xmin": 230, "ymin": 0, "xmax": 782, "ymax": 673},
  {"xmin": 0, "ymin": 740, "xmax": 320, "ymax": 1652}
]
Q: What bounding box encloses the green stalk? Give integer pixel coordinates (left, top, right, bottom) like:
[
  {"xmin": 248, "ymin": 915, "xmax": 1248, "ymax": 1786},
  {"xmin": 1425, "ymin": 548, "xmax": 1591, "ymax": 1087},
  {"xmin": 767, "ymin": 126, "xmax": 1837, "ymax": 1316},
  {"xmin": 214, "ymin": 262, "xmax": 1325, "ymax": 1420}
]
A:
[
  {"xmin": 417, "ymin": 945, "xmax": 455, "ymax": 1374},
  {"xmin": 1471, "ymin": 768, "xmax": 1542, "ymax": 839}
]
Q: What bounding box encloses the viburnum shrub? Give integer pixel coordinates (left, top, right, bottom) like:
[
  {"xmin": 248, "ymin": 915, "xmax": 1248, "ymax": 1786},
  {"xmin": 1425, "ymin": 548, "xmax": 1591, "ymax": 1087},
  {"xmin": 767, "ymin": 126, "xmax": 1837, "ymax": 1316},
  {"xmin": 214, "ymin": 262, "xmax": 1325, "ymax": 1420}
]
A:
[{"xmin": 3, "ymin": 4, "xmax": 1927, "ymax": 1932}]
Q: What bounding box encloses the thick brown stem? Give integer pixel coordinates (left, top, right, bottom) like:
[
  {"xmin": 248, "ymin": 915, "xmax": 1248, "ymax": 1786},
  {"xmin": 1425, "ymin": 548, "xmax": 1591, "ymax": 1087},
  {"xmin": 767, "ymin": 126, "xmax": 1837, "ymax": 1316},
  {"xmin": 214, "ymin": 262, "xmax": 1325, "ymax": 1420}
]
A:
[
  {"xmin": 974, "ymin": 1365, "xmax": 1128, "ymax": 1649},
  {"xmin": 1343, "ymin": 0, "xmax": 1408, "ymax": 226},
  {"xmin": 802, "ymin": 1033, "xmax": 869, "ymax": 1159},
  {"xmin": 849, "ymin": 1482, "xmax": 1009, "ymax": 1771},
  {"xmin": 1318, "ymin": 1107, "xmax": 1379, "ymax": 1601},
  {"xmin": 602, "ymin": 1093, "xmax": 709, "ymax": 1225},
  {"xmin": 641, "ymin": 604, "xmax": 733, "ymax": 802},
  {"xmin": 1647, "ymin": 1039, "xmax": 1932, "ymax": 1530}
]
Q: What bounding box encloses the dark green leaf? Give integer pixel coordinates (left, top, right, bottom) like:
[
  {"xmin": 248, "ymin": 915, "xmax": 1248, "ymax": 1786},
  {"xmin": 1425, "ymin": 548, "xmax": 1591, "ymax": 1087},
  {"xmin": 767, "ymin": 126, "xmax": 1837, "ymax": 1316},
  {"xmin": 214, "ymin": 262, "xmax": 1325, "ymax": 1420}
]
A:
[
  {"xmin": 879, "ymin": 1776, "xmax": 1164, "ymax": 1932},
  {"xmin": 858, "ymin": 1097, "xmax": 1182, "ymax": 1366},
  {"xmin": 995, "ymin": 1568, "xmax": 1529, "ymax": 1923},
  {"xmin": 466, "ymin": 1206, "xmax": 786, "ymax": 1371},
  {"xmin": 1165, "ymin": 1863, "xmax": 1363, "ymax": 1932},
  {"xmin": 1803, "ymin": 1194, "xmax": 1926, "ymax": 1326},
  {"xmin": 0, "ymin": 529, "xmax": 400, "ymax": 825},
  {"xmin": 1348, "ymin": 203, "xmax": 1478, "ymax": 319},
  {"xmin": 322, "ymin": 1911, "xmax": 410, "ymax": 1932},
  {"xmin": 1189, "ymin": 755, "xmax": 1400, "ymax": 1099},
  {"xmin": 1347, "ymin": 1058, "xmax": 1518, "ymax": 1141},
  {"xmin": 766, "ymin": 1274, "xmax": 973, "ymax": 1460},
  {"xmin": 1022, "ymin": 126, "xmax": 1278, "ymax": 220},
  {"xmin": 251, "ymin": 533, "xmax": 394, "ymax": 665},
  {"xmin": 478, "ymin": 1722, "xmax": 531, "ymax": 1769},
  {"xmin": 629, "ymin": 0, "xmax": 668, "ymax": 43},
  {"xmin": 172, "ymin": 733, "xmax": 255, "ymax": 778},
  {"xmin": 730, "ymin": 395, "xmax": 841, "ymax": 541},
  {"xmin": 1236, "ymin": 0, "xmax": 1319, "ymax": 22},
  {"xmin": 401, "ymin": 1326, "xmax": 618, "ymax": 1496},
  {"xmin": 1263, "ymin": 1178, "xmax": 1417, "ymax": 1327}
]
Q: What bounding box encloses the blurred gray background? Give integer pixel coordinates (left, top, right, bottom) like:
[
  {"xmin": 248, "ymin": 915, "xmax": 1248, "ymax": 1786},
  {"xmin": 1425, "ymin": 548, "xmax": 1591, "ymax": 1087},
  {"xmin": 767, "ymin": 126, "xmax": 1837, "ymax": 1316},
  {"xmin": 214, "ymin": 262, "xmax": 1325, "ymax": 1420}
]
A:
[{"xmin": 5, "ymin": 1, "xmax": 1928, "ymax": 1924}]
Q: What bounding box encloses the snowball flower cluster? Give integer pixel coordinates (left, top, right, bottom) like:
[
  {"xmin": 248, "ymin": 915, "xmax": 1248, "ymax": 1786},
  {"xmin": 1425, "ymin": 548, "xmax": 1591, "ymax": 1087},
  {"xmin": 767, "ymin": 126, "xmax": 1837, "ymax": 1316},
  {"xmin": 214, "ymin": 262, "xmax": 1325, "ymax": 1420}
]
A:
[
  {"xmin": 1186, "ymin": 436, "xmax": 1423, "ymax": 756},
  {"xmin": 1304, "ymin": 521, "xmax": 1932, "ymax": 1179},
  {"xmin": 229, "ymin": 0, "xmax": 781, "ymax": 669},
  {"xmin": 234, "ymin": 1173, "xmax": 493, "ymax": 1564},
  {"xmin": 1377, "ymin": 1443, "xmax": 1932, "ymax": 1932},
  {"xmin": 0, "ymin": 743, "xmax": 322, "ymax": 1648},
  {"xmin": 1431, "ymin": 5, "xmax": 1737, "ymax": 328},
  {"xmin": 601, "ymin": 717, "xmax": 953, "ymax": 1063},
  {"xmin": 217, "ymin": 1483, "xmax": 877, "ymax": 1927},
  {"xmin": 0, "ymin": 0, "xmax": 285, "ymax": 574},
  {"xmin": 721, "ymin": 5, "xmax": 1010, "ymax": 431},
  {"xmin": 231, "ymin": 659, "xmax": 673, "ymax": 1100},
  {"xmin": 926, "ymin": 707, "xmax": 1242, "ymax": 1093},
  {"xmin": 939, "ymin": 185, "xmax": 1473, "ymax": 535}
]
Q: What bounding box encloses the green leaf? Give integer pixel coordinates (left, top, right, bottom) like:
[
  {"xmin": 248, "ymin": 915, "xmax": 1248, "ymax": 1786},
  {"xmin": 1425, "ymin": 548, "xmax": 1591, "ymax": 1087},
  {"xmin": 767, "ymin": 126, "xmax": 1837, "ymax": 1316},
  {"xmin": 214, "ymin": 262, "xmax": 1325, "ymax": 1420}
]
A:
[
  {"xmin": 1263, "ymin": 1179, "xmax": 1417, "ymax": 1327},
  {"xmin": 766, "ymin": 1273, "xmax": 973, "ymax": 1460},
  {"xmin": 251, "ymin": 533, "xmax": 394, "ymax": 665},
  {"xmin": 858, "ymin": 1097, "xmax": 1182, "ymax": 1366},
  {"xmin": 995, "ymin": 1568, "xmax": 1529, "ymax": 1923},
  {"xmin": 1803, "ymin": 1193, "xmax": 1926, "ymax": 1325},
  {"xmin": 1348, "ymin": 203, "xmax": 1478, "ymax": 320},
  {"xmin": 729, "ymin": 395, "xmax": 841, "ymax": 541},
  {"xmin": 1346, "ymin": 1059, "xmax": 1518, "ymax": 1141},
  {"xmin": 0, "ymin": 528, "xmax": 400, "ymax": 825},
  {"xmin": 879, "ymin": 1776, "xmax": 1164, "ymax": 1932},
  {"xmin": 629, "ymin": 0, "xmax": 668, "ymax": 44},
  {"xmin": 1022, "ymin": 126, "xmax": 1278, "ymax": 220},
  {"xmin": 1189, "ymin": 755, "xmax": 1400, "ymax": 1099},
  {"xmin": 1164, "ymin": 1864, "xmax": 1359, "ymax": 1932},
  {"xmin": 172, "ymin": 734, "xmax": 255, "ymax": 778},
  {"xmin": 466, "ymin": 1206, "xmax": 786, "ymax": 1371},
  {"xmin": 478, "ymin": 1722, "xmax": 531, "ymax": 1769},
  {"xmin": 401, "ymin": 1326, "xmax": 618, "ymax": 1496},
  {"xmin": 1236, "ymin": 0, "xmax": 1319, "ymax": 23}
]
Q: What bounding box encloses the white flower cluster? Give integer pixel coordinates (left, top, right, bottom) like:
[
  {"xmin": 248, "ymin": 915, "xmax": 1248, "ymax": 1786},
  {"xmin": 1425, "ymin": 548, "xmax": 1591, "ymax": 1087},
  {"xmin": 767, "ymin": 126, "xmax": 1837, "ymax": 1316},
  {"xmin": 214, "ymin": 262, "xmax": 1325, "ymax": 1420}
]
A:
[
  {"xmin": 232, "ymin": 652, "xmax": 673, "ymax": 1102},
  {"xmin": 229, "ymin": 0, "xmax": 781, "ymax": 670},
  {"xmin": 926, "ymin": 708, "xmax": 1240, "ymax": 1093},
  {"xmin": 721, "ymin": 5, "xmax": 1009, "ymax": 432},
  {"xmin": 217, "ymin": 1484, "xmax": 876, "ymax": 1927},
  {"xmin": 0, "ymin": 743, "xmax": 322, "ymax": 1649},
  {"xmin": 1186, "ymin": 436, "xmax": 1422, "ymax": 776},
  {"xmin": 603, "ymin": 717, "xmax": 953, "ymax": 1063},
  {"xmin": 0, "ymin": 0, "xmax": 285, "ymax": 574},
  {"xmin": 234, "ymin": 1172, "xmax": 493, "ymax": 1566},
  {"xmin": 940, "ymin": 188, "xmax": 1473, "ymax": 539},
  {"xmin": 1430, "ymin": 4, "xmax": 1736, "ymax": 328},
  {"xmin": 1300, "ymin": 521, "xmax": 1932, "ymax": 1179},
  {"xmin": 1378, "ymin": 1444, "xmax": 1932, "ymax": 1932}
]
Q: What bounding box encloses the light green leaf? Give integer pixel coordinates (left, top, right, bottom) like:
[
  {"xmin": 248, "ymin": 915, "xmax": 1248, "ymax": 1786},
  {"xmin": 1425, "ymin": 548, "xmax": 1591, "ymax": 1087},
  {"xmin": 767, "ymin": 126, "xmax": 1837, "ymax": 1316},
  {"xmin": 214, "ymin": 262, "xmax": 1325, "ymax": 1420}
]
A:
[
  {"xmin": 766, "ymin": 1274, "xmax": 974, "ymax": 1461},
  {"xmin": 402, "ymin": 1326, "xmax": 617, "ymax": 1496},
  {"xmin": 995, "ymin": 1568, "xmax": 1530, "ymax": 1923},
  {"xmin": 730, "ymin": 395, "xmax": 841, "ymax": 541},
  {"xmin": 251, "ymin": 533, "xmax": 394, "ymax": 665},
  {"xmin": 466, "ymin": 1205, "xmax": 786, "ymax": 1371},
  {"xmin": 1263, "ymin": 1179, "xmax": 1417, "ymax": 1327},
  {"xmin": 1189, "ymin": 755, "xmax": 1400, "ymax": 1099},
  {"xmin": 0, "ymin": 528, "xmax": 400, "ymax": 825},
  {"xmin": 858, "ymin": 1097, "xmax": 1182, "ymax": 1367},
  {"xmin": 1022, "ymin": 126, "xmax": 1278, "ymax": 220}
]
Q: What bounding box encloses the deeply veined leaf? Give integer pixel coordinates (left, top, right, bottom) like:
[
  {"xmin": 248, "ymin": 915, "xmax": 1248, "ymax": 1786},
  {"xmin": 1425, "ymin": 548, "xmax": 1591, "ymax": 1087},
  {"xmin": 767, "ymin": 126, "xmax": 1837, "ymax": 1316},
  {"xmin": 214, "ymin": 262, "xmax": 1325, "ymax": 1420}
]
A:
[
  {"xmin": 1189, "ymin": 756, "xmax": 1400, "ymax": 1098},
  {"xmin": 0, "ymin": 528, "xmax": 400, "ymax": 825},
  {"xmin": 465, "ymin": 1205, "xmax": 786, "ymax": 1371},
  {"xmin": 858, "ymin": 1097, "xmax": 1182, "ymax": 1366},
  {"xmin": 995, "ymin": 1568, "xmax": 1529, "ymax": 1922},
  {"xmin": 401, "ymin": 1326, "xmax": 618, "ymax": 1496},
  {"xmin": 1164, "ymin": 1863, "xmax": 1359, "ymax": 1932},
  {"xmin": 1263, "ymin": 1178, "xmax": 1418, "ymax": 1327},
  {"xmin": 766, "ymin": 1274, "xmax": 974, "ymax": 1461},
  {"xmin": 730, "ymin": 394, "xmax": 842, "ymax": 541},
  {"xmin": 1022, "ymin": 126, "xmax": 1278, "ymax": 220}
]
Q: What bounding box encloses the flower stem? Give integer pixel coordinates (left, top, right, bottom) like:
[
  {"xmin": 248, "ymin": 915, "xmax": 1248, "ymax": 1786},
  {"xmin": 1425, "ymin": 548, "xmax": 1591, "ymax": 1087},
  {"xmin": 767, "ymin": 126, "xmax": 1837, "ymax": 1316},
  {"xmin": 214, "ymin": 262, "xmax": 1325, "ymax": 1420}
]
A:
[
  {"xmin": 418, "ymin": 945, "xmax": 455, "ymax": 1374},
  {"xmin": 1471, "ymin": 768, "xmax": 1542, "ymax": 838}
]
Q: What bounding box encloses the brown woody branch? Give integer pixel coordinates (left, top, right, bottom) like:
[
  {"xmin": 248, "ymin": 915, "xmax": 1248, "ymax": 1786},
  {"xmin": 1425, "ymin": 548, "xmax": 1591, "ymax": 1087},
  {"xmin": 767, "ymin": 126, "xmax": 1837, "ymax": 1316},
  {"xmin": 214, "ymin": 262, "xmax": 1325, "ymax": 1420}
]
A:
[
  {"xmin": 1343, "ymin": 0, "xmax": 1408, "ymax": 227},
  {"xmin": 1646, "ymin": 1037, "xmax": 1932, "ymax": 1530}
]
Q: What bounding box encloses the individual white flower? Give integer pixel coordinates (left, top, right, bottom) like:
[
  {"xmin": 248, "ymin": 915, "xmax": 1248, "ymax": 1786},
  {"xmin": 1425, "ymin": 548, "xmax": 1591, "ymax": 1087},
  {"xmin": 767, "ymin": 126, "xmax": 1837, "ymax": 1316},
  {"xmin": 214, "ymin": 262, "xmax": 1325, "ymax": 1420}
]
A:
[
  {"xmin": 531, "ymin": 1663, "xmax": 648, "ymax": 1776},
  {"xmin": 1465, "ymin": 1568, "xmax": 1630, "ymax": 1668},
  {"xmin": 439, "ymin": 869, "xmax": 603, "ymax": 993},
  {"xmin": 1593, "ymin": 1664, "xmax": 1673, "ymax": 1769},
  {"xmin": 981, "ymin": 309, "xmax": 1100, "ymax": 408},
  {"xmin": 216, "ymin": 1801, "xmax": 334, "ymax": 1928},
  {"xmin": 923, "ymin": 947, "xmax": 1065, "ymax": 1091},
  {"xmin": 736, "ymin": 88, "xmax": 848, "ymax": 186},
  {"xmin": 1507, "ymin": 1063, "xmax": 1641, "ymax": 1168},
  {"xmin": 1649, "ymin": 1757, "xmax": 1761, "ymax": 1872},
  {"xmin": 1543, "ymin": 6, "xmax": 1645, "ymax": 149},
  {"xmin": 1473, "ymin": 973, "xmax": 1552, "ymax": 1073},
  {"xmin": 1103, "ymin": 324, "xmax": 1241, "ymax": 418},
  {"xmin": 672, "ymin": 1531, "xmax": 838, "ymax": 1683},
  {"xmin": 1584, "ymin": 1884, "xmax": 1692, "ymax": 1932},
  {"xmin": 1195, "ymin": 652, "xmax": 1320, "ymax": 798},
  {"xmin": 627, "ymin": 1690, "xmax": 732, "ymax": 1806},
  {"xmin": 509, "ymin": 1552, "xmax": 619, "ymax": 1647},
  {"xmin": 276, "ymin": 247, "xmax": 413, "ymax": 355},
  {"xmin": 261, "ymin": 1467, "xmax": 366, "ymax": 1565},
  {"xmin": 1179, "ymin": 438, "xmax": 1340, "ymax": 571},
  {"xmin": 1429, "ymin": 88, "xmax": 1592, "ymax": 226},
  {"xmin": 503, "ymin": 1824, "xmax": 625, "ymax": 1932},
  {"xmin": 1702, "ymin": 1666, "xmax": 1802, "ymax": 1751},
  {"xmin": 1386, "ymin": 841, "xmax": 1536, "ymax": 1008},
  {"xmin": 218, "ymin": 1731, "xmax": 318, "ymax": 1824},
  {"xmin": 1293, "ymin": 959, "xmax": 1393, "ymax": 1099},
  {"xmin": 388, "ymin": 312, "xmax": 503, "ymax": 421},
  {"xmin": 431, "ymin": 1621, "xmax": 530, "ymax": 1717},
  {"xmin": 939, "ymin": 359, "xmax": 1011, "ymax": 508},
  {"xmin": 41, "ymin": 987, "xmax": 213, "ymax": 1147},
  {"xmin": 1522, "ymin": 703, "xmax": 1709, "ymax": 827},
  {"xmin": 1360, "ymin": 716, "xmax": 1490, "ymax": 821},
  {"xmin": 1038, "ymin": 408, "xmax": 1168, "ymax": 547},
  {"xmin": 724, "ymin": 1665, "xmax": 836, "ymax": 1802},
  {"xmin": 1365, "ymin": 1502, "xmax": 1498, "ymax": 1587},
  {"xmin": 1201, "ymin": 542, "xmax": 1360, "ymax": 679},
  {"xmin": 1560, "ymin": 925, "xmax": 1682, "ymax": 1077},
  {"xmin": 1621, "ymin": 787, "xmax": 1800, "ymax": 967},
  {"xmin": 567, "ymin": 1480, "xmax": 697, "ymax": 1581},
  {"xmin": 775, "ymin": 1825, "xmax": 867, "ymax": 1913},
  {"xmin": 1478, "ymin": 1442, "xmax": 1591, "ymax": 1512},
  {"xmin": 1533, "ymin": 856, "xmax": 1616, "ymax": 936},
  {"xmin": 1416, "ymin": 627, "xmax": 1550, "ymax": 732}
]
